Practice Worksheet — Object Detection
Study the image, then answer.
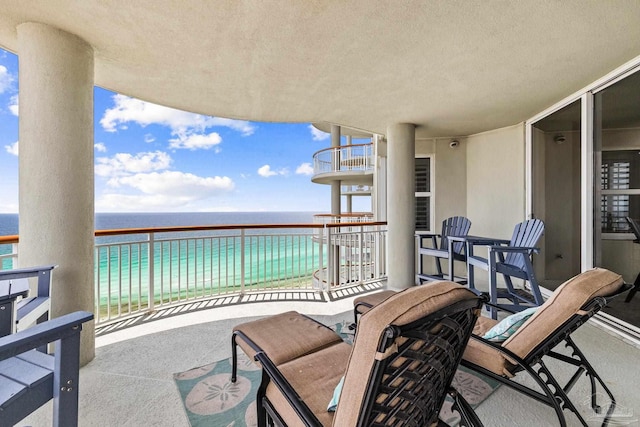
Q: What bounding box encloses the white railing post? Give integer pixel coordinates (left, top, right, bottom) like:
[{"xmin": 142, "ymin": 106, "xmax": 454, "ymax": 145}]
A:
[
  {"xmin": 325, "ymin": 226, "xmax": 332, "ymax": 291},
  {"xmin": 240, "ymin": 229, "xmax": 245, "ymax": 294},
  {"xmin": 359, "ymin": 226, "xmax": 364, "ymax": 284},
  {"xmin": 12, "ymin": 243, "xmax": 18, "ymax": 268},
  {"xmin": 148, "ymin": 233, "xmax": 155, "ymax": 312}
]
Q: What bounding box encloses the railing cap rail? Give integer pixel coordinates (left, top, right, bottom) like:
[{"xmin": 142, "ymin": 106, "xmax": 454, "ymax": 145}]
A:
[{"xmin": 312, "ymin": 142, "xmax": 372, "ymax": 157}]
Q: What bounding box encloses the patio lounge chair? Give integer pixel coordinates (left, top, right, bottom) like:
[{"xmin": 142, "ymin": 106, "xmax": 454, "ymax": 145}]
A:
[
  {"xmin": 461, "ymin": 268, "xmax": 630, "ymax": 427},
  {"xmin": 416, "ymin": 216, "xmax": 472, "ymax": 284},
  {"xmin": 466, "ymin": 219, "xmax": 545, "ymax": 318},
  {"xmin": 238, "ymin": 282, "xmax": 484, "ymax": 426},
  {"xmin": 0, "ymin": 310, "xmax": 94, "ymax": 426}
]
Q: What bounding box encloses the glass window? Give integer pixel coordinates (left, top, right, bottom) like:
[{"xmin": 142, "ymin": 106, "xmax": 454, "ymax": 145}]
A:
[{"xmin": 415, "ymin": 157, "xmax": 432, "ymax": 231}]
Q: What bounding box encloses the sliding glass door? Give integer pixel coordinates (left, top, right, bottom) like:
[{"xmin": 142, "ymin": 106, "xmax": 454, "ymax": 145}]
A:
[{"xmin": 593, "ymin": 69, "xmax": 640, "ymax": 328}]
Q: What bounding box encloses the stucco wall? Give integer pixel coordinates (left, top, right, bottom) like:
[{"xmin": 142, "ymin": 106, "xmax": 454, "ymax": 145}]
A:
[
  {"xmin": 465, "ymin": 124, "xmax": 526, "ymax": 239},
  {"xmin": 415, "ymin": 137, "xmax": 467, "ymax": 229}
]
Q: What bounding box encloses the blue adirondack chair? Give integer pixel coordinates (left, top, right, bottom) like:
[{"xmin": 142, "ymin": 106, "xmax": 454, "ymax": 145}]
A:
[
  {"xmin": 416, "ymin": 216, "xmax": 472, "ymax": 284},
  {"xmin": 466, "ymin": 219, "xmax": 545, "ymax": 318},
  {"xmin": 0, "ymin": 310, "xmax": 93, "ymax": 426}
]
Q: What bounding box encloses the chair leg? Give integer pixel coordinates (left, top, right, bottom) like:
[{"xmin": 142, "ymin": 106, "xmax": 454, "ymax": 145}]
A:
[
  {"xmin": 489, "ymin": 253, "xmax": 498, "ymax": 320},
  {"xmin": 449, "ymin": 387, "xmax": 484, "ymax": 427},
  {"xmin": 625, "ymin": 272, "xmax": 640, "ymax": 303},
  {"xmin": 231, "ymin": 332, "xmax": 238, "ymax": 383}
]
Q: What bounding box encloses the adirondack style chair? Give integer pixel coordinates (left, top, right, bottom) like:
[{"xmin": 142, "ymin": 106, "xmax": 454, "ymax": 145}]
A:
[
  {"xmin": 624, "ymin": 216, "xmax": 640, "ymax": 303},
  {"xmin": 0, "ymin": 311, "xmax": 93, "ymax": 427},
  {"xmin": 416, "ymin": 216, "xmax": 472, "ymax": 284},
  {"xmin": 0, "ymin": 265, "xmax": 57, "ymax": 333},
  {"xmin": 466, "ymin": 219, "xmax": 545, "ymax": 318}
]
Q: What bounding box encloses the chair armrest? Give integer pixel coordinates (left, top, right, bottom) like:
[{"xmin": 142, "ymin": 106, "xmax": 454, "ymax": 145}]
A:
[
  {"xmin": 0, "ymin": 311, "xmax": 93, "ymax": 360},
  {"xmin": 488, "ymin": 246, "xmax": 540, "ymax": 255},
  {"xmin": 255, "ymin": 351, "xmax": 323, "ymax": 427},
  {"xmin": 415, "ymin": 231, "xmax": 440, "ymax": 238},
  {"xmin": 0, "ymin": 265, "xmax": 56, "ymax": 281}
]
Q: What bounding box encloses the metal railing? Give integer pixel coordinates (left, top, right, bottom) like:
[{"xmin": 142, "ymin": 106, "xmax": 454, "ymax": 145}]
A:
[
  {"xmin": 312, "ymin": 143, "xmax": 374, "ymax": 175},
  {"xmin": 1, "ymin": 222, "xmax": 387, "ymax": 325},
  {"xmin": 313, "ymin": 213, "xmax": 374, "ymax": 225}
]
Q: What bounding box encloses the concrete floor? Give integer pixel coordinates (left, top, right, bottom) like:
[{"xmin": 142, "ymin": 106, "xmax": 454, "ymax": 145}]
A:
[{"xmin": 20, "ymin": 293, "xmax": 640, "ymax": 427}]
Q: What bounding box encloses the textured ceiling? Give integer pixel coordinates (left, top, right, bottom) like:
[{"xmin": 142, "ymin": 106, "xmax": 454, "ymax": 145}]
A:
[{"xmin": 0, "ymin": 0, "xmax": 639, "ymax": 138}]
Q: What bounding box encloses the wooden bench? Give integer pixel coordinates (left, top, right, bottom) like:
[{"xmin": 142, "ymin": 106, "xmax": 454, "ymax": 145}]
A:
[
  {"xmin": 0, "ymin": 265, "xmax": 56, "ymax": 334},
  {"xmin": 0, "ymin": 310, "xmax": 93, "ymax": 426}
]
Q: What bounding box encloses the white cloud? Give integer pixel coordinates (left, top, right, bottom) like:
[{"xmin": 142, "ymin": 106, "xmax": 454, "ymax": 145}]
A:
[
  {"xmin": 169, "ymin": 132, "xmax": 222, "ymax": 150},
  {"xmin": 0, "ymin": 66, "xmax": 13, "ymax": 94},
  {"xmin": 95, "ymin": 151, "xmax": 172, "ymax": 177},
  {"xmin": 257, "ymin": 164, "xmax": 289, "ymax": 177},
  {"xmin": 309, "ymin": 125, "xmax": 330, "ymax": 141},
  {"xmin": 258, "ymin": 165, "xmax": 277, "ymax": 177},
  {"xmin": 295, "ymin": 162, "xmax": 314, "ymax": 176},
  {"xmin": 8, "ymin": 94, "xmax": 18, "ymax": 116},
  {"xmin": 144, "ymin": 133, "xmax": 155, "ymax": 143},
  {"xmin": 100, "ymin": 95, "xmax": 256, "ymax": 144},
  {"xmin": 110, "ymin": 171, "xmax": 234, "ymax": 196},
  {"xmin": 94, "ymin": 142, "xmax": 107, "ymax": 152},
  {"xmin": 5, "ymin": 141, "xmax": 18, "ymax": 156}
]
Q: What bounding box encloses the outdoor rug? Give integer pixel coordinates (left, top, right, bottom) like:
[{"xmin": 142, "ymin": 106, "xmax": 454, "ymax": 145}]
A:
[{"xmin": 174, "ymin": 323, "xmax": 500, "ymax": 427}]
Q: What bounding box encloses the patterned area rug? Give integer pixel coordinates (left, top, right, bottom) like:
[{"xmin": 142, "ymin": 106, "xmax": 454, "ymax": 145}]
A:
[{"xmin": 174, "ymin": 323, "xmax": 500, "ymax": 426}]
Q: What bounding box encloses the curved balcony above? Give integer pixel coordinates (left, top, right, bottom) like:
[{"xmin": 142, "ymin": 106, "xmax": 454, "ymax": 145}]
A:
[
  {"xmin": 312, "ymin": 143, "xmax": 374, "ymax": 185},
  {"xmin": 342, "ymin": 184, "xmax": 372, "ymax": 196}
]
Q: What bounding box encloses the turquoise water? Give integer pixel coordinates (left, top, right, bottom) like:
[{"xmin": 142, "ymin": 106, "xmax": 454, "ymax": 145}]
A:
[{"xmin": 1, "ymin": 212, "xmax": 324, "ymax": 316}]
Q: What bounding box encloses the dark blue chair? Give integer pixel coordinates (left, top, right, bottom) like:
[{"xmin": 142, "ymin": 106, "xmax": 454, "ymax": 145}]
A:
[
  {"xmin": 0, "ymin": 311, "xmax": 93, "ymax": 426},
  {"xmin": 416, "ymin": 216, "xmax": 471, "ymax": 284},
  {"xmin": 466, "ymin": 219, "xmax": 545, "ymax": 318}
]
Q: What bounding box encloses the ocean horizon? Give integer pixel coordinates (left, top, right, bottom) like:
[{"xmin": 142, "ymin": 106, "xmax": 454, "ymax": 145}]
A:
[
  {"xmin": 0, "ymin": 211, "xmax": 319, "ymax": 237},
  {"xmin": 1, "ymin": 211, "xmax": 326, "ymax": 315}
]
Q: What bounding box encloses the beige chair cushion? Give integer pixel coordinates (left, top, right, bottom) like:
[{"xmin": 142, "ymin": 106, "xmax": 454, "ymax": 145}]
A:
[
  {"xmin": 265, "ymin": 341, "xmax": 352, "ymax": 427},
  {"xmin": 354, "ymin": 290, "xmax": 397, "ymax": 315},
  {"xmin": 504, "ymin": 267, "xmax": 622, "ymax": 359},
  {"xmin": 334, "ymin": 281, "xmax": 478, "ymax": 426},
  {"xmin": 233, "ymin": 311, "xmax": 343, "ymax": 365},
  {"xmin": 463, "ymin": 268, "xmax": 623, "ymax": 377}
]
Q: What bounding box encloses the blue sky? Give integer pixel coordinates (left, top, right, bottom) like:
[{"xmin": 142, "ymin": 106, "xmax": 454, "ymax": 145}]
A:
[{"xmin": 0, "ymin": 48, "xmax": 370, "ymax": 213}]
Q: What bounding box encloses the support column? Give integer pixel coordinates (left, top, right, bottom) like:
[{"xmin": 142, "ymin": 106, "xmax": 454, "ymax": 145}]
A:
[
  {"xmin": 345, "ymin": 135, "xmax": 352, "ymax": 213},
  {"xmin": 18, "ymin": 23, "xmax": 95, "ymax": 365},
  {"xmin": 386, "ymin": 124, "xmax": 416, "ymax": 290},
  {"xmin": 330, "ymin": 125, "xmax": 341, "ymax": 216}
]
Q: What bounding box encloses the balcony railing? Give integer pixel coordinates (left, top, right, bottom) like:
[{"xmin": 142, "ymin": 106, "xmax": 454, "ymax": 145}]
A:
[
  {"xmin": 312, "ymin": 143, "xmax": 374, "ymax": 175},
  {"xmin": 0, "ymin": 221, "xmax": 387, "ymax": 325},
  {"xmin": 313, "ymin": 213, "xmax": 374, "ymax": 225}
]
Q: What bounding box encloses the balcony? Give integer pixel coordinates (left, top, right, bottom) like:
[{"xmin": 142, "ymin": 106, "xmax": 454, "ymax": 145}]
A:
[
  {"xmin": 311, "ymin": 143, "xmax": 374, "ymax": 185},
  {"xmin": 17, "ymin": 292, "xmax": 640, "ymax": 426},
  {"xmin": 0, "ymin": 221, "xmax": 387, "ymax": 327}
]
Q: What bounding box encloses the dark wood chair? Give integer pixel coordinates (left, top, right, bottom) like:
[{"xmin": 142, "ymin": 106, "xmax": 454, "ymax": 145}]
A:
[
  {"xmin": 416, "ymin": 216, "xmax": 472, "ymax": 284},
  {"xmin": 624, "ymin": 216, "xmax": 640, "ymax": 302},
  {"xmin": 466, "ymin": 219, "xmax": 545, "ymax": 318},
  {"xmin": 0, "ymin": 310, "xmax": 93, "ymax": 426}
]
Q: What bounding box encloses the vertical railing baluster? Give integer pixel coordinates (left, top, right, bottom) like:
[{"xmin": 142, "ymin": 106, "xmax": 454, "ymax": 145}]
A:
[
  {"xmin": 148, "ymin": 233, "xmax": 155, "ymax": 312},
  {"xmin": 359, "ymin": 226, "xmax": 364, "ymax": 284},
  {"xmin": 240, "ymin": 229, "xmax": 245, "ymax": 294}
]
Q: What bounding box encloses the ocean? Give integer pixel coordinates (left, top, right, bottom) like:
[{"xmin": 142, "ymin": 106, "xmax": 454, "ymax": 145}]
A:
[
  {"xmin": 0, "ymin": 212, "xmax": 322, "ymax": 318},
  {"xmin": 0, "ymin": 211, "xmax": 316, "ymax": 236}
]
